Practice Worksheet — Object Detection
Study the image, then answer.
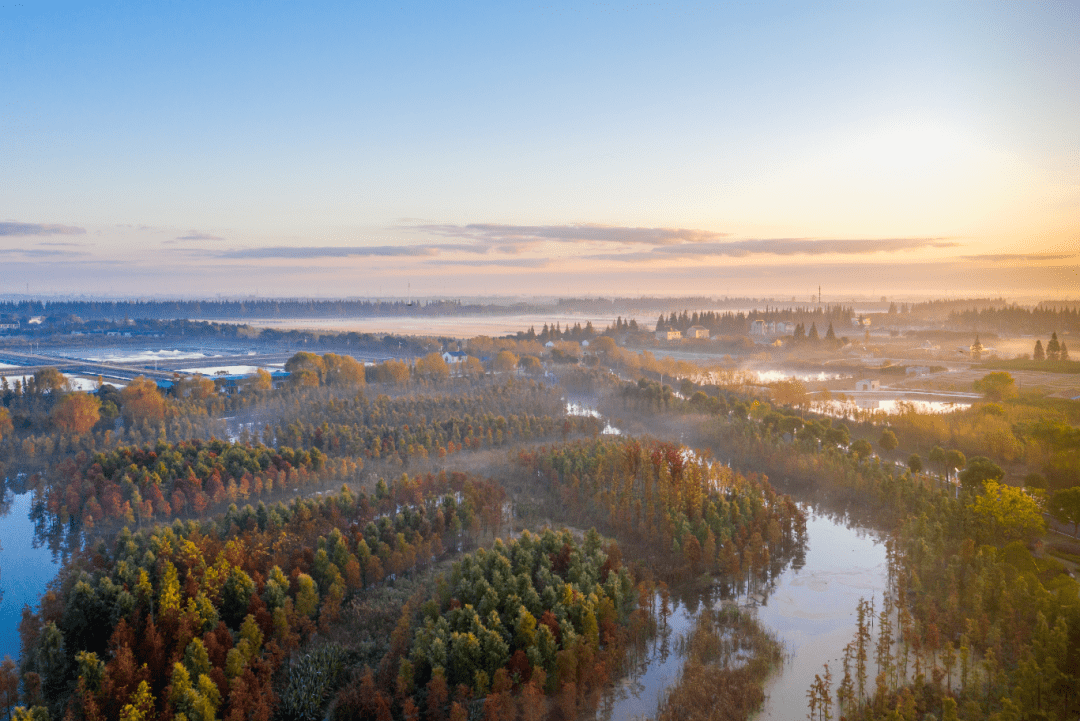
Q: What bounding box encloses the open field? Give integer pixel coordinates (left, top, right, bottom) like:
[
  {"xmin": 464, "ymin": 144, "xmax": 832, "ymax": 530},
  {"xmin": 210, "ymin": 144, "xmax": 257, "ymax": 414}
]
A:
[{"xmin": 894, "ymin": 367, "xmax": 1080, "ymax": 399}]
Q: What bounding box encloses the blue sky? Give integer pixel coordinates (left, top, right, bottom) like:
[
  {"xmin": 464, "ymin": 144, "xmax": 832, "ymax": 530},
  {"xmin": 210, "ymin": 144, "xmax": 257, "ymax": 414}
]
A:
[{"xmin": 1, "ymin": 1, "xmax": 1077, "ymax": 298}]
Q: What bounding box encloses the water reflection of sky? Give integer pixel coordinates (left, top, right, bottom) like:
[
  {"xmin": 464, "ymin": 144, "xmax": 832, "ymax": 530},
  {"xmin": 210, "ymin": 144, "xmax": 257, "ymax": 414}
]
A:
[
  {"xmin": 565, "ymin": 402, "xmax": 622, "ymax": 435},
  {"xmin": 754, "ymin": 370, "xmax": 847, "ymax": 383},
  {"xmin": 815, "ymin": 398, "xmax": 970, "ymax": 417},
  {"xmin": 590, "ymin": 509, "xmax": 887, "ymax": 721},
  {"xmin": 753, "ymin": 511, "xmax": 887, "ymax": 720},
  {"xmin": 0, "ymin": 491, "xmax": 62, "ymax": 662},
  {"xmin": 594, "ymin": 597, "xmax": 696, "ymax": 721}
]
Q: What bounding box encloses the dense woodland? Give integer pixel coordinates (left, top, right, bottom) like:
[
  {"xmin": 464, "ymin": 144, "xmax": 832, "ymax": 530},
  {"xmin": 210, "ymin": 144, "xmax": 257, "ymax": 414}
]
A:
[
  {"xmin": 0, "ymin": 339, "xmax": 1078, "ymax": 720},
  {"xmin": 519, "ymin": 438, "xmax": 804, "ymax": 585},
  {"xmin": 713, "ymin": 411, "xmax": 1079, "ymax": 720},
  {"xmin": 4, "ymin": 375, "xmax": 603, "ymax": 537},
  {"xmin": 16, "ymin": 471, "xmax": 509, "ymax": 721},
  {"xmin": 604, "ymin": 376, "xmax": 1080, "ymax": 720}
]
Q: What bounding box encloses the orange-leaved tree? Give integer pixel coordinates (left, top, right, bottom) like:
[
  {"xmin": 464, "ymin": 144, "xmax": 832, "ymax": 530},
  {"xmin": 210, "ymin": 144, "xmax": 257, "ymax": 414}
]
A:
[
  {"xmin": 323, "ymin": 353, "xmax": 366, "ymax": 387},
  {"xmin": 415, "ymin": 353, "xmax": 450, "ymax": 382},
  {"xmin": 51, "ymin": 392, "xmax": 102, "ymax": 434},
  {"xmin": 121, "ymin": 376, "xmax": 166, "ymax": 425},
  {"xmin": 0, "ymin": 408, "xmax": 12, "ymax": 442}
]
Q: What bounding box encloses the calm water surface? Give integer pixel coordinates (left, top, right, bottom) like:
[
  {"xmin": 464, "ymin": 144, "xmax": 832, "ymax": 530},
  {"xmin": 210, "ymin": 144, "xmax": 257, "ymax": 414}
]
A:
[
  {"xmin": 592, "ymin": 508, "xmax": 888, "ymax": 721},
  {"xmin": 0, "ymin": 490, "xmax": 63, "ymax": 661},
  {"xmin": 754, "ymin": 510, "xmax": 887, "ymax": 719}
]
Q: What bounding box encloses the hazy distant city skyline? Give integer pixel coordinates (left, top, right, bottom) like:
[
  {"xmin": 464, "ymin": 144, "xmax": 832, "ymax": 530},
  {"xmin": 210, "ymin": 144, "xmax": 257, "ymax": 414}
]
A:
[{"xmin": 1, "ymin": 1, "xmax": 1076, "ymax": 298}]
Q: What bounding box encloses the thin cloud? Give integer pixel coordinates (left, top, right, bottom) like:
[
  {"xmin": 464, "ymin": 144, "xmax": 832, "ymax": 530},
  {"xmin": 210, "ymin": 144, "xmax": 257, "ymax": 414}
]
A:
[
  {"xmin": 219, "ymin": 245, "xmax": 439, "ymax": 259},
  {"xmin": 172, "ymin": 231, "xmax": 225, "ymax": 242},
  {"xmin": 426, "ymin": 258, "xmax": 552, "ymax": 268},
  {"xmin": 0, "ymin": 221, "xmax": 86, "ymax": 237},
  {"xmin": 959, "ymin": 253, "xmax": 1077, "ymax": 262},
  {"xmin": 35, "ymin": 241, "xmax": 84, "ymax": 247},
  {"xmin": 0, "ymin": 247, "xmax": 90, "ymax": 258},
  {"xmin": 587, "ymin": 237, "xmax": 958, "ymax": 262},
  {"xmin": 415, "ymin": 223, "xmax": 731, "ymax": 248}
]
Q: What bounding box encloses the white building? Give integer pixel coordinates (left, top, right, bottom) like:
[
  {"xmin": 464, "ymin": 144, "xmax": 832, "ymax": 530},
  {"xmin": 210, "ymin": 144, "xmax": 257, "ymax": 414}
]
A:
[
  {"xmin": 855, "ymin": 379, "xmax": 880, "ymax": 391},
  {"xmin": 685, "ymin": 325, "xmax": 710, "ymax": 339},
  {"xmin": 750, "ymin": 320, "xmax": 794, "ymax": 336},
  {"xmin": 441, "ymin": 351, "xmax": 468, "ymax": 365}
]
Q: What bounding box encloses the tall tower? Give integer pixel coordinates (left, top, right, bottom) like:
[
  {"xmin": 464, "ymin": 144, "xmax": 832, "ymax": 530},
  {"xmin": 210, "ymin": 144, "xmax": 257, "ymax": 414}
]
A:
[{"xmin": 818, "ymin": 286, "xmax": 821, "ymax": 305}]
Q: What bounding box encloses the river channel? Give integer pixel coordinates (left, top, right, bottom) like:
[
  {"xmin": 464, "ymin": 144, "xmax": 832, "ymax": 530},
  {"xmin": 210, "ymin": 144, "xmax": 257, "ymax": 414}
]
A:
[
  {"xmin": 0, "ymin": 422, "xmax": 890, "ymax": 721},
  {"xmin": 593, "ymin": 506, "xmax": 889, "ymax": 721}
]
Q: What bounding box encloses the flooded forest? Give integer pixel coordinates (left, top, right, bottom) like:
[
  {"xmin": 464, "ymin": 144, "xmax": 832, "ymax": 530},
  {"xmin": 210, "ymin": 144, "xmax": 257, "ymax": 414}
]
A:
[{"xmin": 0, "ymin": 339, "xmax": 1077, "ymax": 721}]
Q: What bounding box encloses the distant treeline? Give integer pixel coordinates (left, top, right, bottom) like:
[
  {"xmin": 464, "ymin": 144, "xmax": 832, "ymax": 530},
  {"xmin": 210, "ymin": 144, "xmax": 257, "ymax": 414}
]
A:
[
  {"xmin": 0, "ymin": 296, "xmax": 916, "ymax": 324},
  {"xmin": 946, "ymin": 304, "xmax": 1080, "ymax": 335},
  {"xmin": 554, "ymin": 296, "xmax": 823, "ymax": 314},
  {"xmin": 0, "ymin": 299, "xmax": 542, "ymax": 322},
  {"xmin": 646, "ymin": 306, "xmax": 855, "ymax": 335},
  {"xmin": 1, "ymin": 297, "xmax": 830, "ymax": 323}
]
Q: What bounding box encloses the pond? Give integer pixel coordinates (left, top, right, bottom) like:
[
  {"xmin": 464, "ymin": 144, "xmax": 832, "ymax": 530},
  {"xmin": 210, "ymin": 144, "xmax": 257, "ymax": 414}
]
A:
[
  {"xmin": 0, "ymin": 488, "xmax": 65, "ymax": 662},
  {"xmin": 566, "ymin": 401, "xmax": 623, "ymax": 435},
  {"xmin": 813, "ymin": 398, "xmax": 970, "ymax": 418},
  {"xmin": 590, "ymin": 507, "xmax": 888, "ymax": 721}
]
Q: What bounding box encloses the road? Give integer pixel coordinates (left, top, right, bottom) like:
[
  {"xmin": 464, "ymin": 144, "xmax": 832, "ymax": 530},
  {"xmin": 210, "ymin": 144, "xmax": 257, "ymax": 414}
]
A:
[
  {"xmin": 0, "ymin": 348, "xmax": 399, "ymax": 383},
  {"xmin": 0, "ymin": 350, "xmax": 292, "ymax": 382}
]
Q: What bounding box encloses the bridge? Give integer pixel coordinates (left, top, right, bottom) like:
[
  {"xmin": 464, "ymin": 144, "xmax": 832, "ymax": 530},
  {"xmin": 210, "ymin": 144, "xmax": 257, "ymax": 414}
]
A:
[
  {"xmin": 0, "ymin": 349, "xmax": 395, "ymax": 384},
  {"xmin": 0, "ymin": 351, "xmax": 293, "ymax": 383}
]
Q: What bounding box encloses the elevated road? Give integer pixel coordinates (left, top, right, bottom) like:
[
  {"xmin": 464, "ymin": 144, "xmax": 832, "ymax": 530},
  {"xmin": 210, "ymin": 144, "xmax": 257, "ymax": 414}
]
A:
[
  {"xmin": 0, "ymin": 349, "xmax": 394, "ymax": 383},
  {"xmin": 0, "ymin": 350, "xmax": 199, "ymax": 382}
]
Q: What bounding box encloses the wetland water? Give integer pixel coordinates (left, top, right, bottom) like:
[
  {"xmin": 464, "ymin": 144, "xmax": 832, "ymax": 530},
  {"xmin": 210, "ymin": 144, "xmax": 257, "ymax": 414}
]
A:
[
  {"xmin": 0, "ymin": 478, "xmax": 891, "ymax": 718},
  {"xmin": 594, "ymin": 508, "xmax": 888, "ymax": 721},
  {"xmin": 0, "ymin": 489, "xmax": 64, "ymax": 661}
]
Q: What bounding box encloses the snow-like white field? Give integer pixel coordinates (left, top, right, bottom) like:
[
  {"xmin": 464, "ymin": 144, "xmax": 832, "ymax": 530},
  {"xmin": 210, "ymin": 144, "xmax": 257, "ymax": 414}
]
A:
[
  {"xmin": 0, "ymin": 373, "xmax": 125, "ymax": 391},
  {"xmin": 177, "ymin": 364, "xmax": 282, "ymax": 376},
  {"xmin": 84, "ymin": 349, "xmax": 221, "ymax": 363}
]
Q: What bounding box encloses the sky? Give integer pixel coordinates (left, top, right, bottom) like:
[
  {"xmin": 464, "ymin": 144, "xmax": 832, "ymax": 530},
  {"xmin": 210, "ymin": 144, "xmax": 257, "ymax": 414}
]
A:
[{"xmin": 1, "ymin": 1, "xmax": 1077, "ymax": 300}]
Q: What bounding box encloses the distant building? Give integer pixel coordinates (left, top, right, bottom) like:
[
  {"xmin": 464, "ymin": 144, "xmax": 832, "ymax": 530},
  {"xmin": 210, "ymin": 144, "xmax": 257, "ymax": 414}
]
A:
[
  {"xmin": 685, "ymin": 325, "xmax": 710, "ymax": 339},
  {"xmin": 441, "ymin": 350, "xmax": 468, "ymax": 365},
  {"xmin": 749, "ymin": 320, "xmax": 793, "ymax": 337},
  {"xmin": 655, "ymin": 329, "xmax": 682, "ymax": 341},
  {"xmin": 855, "ymin": 379, "xmax": 880, "ymax": 391}
]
